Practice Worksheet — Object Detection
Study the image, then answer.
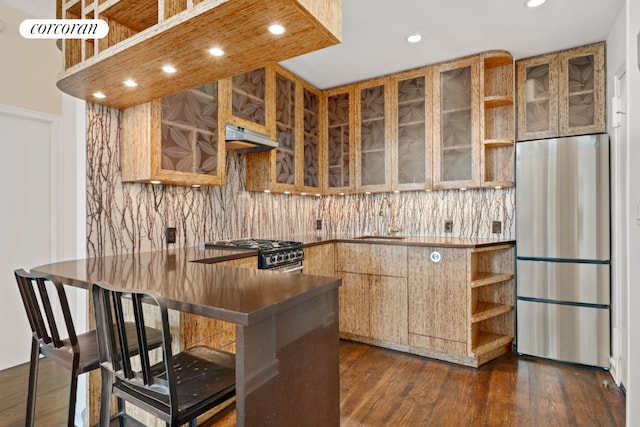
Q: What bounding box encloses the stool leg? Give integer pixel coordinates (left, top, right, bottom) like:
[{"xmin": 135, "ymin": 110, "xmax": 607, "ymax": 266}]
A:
[
  {"xmin": 26, "ymin": 339, "xmax": 40, "ymax": 426},
  {"xmin": 99, "ymin": 368, "xmax": 113, "ymax": 427},
  {"xmin": 67, "ymin": 364, "xmax": 79, "ymax": 427}
]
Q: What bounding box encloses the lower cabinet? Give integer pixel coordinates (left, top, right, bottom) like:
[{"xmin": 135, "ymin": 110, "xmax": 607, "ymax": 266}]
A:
[
  {"xmin": 303, "ymin": 242, "xmax": 335, "ymax": 277},
  {"xmin": 335, "ymin": 241, "xmax": 514, "ymax": 367},
  {"xmin": 408, "ymin": 247, "xmax": 468, "ymax": 357},
  {"xmin": 336, "ymin": 243, "xmax": 408, "ymax": 347}
]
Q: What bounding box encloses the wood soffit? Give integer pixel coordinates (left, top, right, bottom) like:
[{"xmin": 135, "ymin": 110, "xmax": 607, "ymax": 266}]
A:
[{"xmin": 57, "ymin": 0, "xmax": 342, "ymax": 110}]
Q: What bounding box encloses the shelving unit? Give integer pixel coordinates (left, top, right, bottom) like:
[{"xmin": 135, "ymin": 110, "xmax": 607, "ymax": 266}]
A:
[
  {"xmin": 467, "ymin": 243, "xmax": 514, "ymax": 361},
  {"xmin": 54, "ymin": 0, "xmax": 342, "ymax": 109},
  {"xmin": 480, "ymin": 50, "xmax": 514, "ymax": 188}
]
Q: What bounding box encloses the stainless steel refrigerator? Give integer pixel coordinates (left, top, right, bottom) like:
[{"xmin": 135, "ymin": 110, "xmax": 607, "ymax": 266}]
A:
[{"xmin": 515, "ymin": 134, "xmax": 610, "ymax": 368}]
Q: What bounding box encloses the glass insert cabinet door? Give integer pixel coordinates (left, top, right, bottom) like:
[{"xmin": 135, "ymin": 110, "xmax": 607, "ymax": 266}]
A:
[
  {"xmin": 393, "ymin": 68, "xmax": 432, "ymax": 190},
  {"xmin": 303, "ymin": 88, "xmax": 321, "ymax": 189},
  {"xmin": 558, "ymin": 42, "xmax": 605, "ymax": 137},
  {"xmin": 326, "ymin": 89, "xmax": 352, "ymax": 192},
  {"xmin": 516, "ymin": 56, "xmax": 559, "ymax": 141},
  {"xmin": 275, "ymin": 72, "xmax": 296, "ymax": 185},
  {"xmin": 357, "ymin": 79, "xmax": 390, "ymax": 190},
  {"xmin": 161, "ymin": 82, "xmax": 220, "ymax": 176},
  {"xmin": 433, "ymin": 57, "xmax": 480, "ymax": 189}
]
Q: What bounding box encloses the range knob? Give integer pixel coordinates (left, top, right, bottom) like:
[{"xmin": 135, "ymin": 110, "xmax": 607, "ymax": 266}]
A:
[
  {"xmin": 269, "ymin": 255, "xmax": 277, "ymax": 265},
  {"xmin": 278, "ymin": 254, "xmax": 284, "ymax": 261}
]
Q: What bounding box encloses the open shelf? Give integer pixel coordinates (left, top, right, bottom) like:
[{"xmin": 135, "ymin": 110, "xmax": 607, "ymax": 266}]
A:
[
  {"xmin": 484, "ymin": 96, "xmax": 513, "ymax": 108},
  {"xmin": 471, "ymin": 331, "xmax": 513, "ymax": 356},
  {"xmin": 471, "ymin": 301, "xmax": 513, "ymax": 323},
  {"xmin": 471, "ymin": 272, "xmax": 514, "ymax": 288}
]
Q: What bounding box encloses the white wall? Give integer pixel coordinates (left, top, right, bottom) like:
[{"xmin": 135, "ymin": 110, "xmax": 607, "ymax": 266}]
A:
[
  {"xmin": 627, "ymin": 0, "xmax": 640, "ymax": 423},
  {"xmin": 0, "ymin": 3, "xmax": 61, "ymax": 114},
  {"xmin": 0, "ymin": 1, "xmax": 86, "ymax": 369}
]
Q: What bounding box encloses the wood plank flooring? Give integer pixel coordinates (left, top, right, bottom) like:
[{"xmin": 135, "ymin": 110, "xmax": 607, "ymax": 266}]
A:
[{"xmin": 0, "ymin": 340, "xmax": 625, "ymax": 426}]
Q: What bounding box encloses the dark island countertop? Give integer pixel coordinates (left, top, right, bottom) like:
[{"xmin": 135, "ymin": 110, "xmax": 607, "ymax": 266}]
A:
[{"xmin": 32, "ymin": 247, "xmax": 341, "ymax": 326}]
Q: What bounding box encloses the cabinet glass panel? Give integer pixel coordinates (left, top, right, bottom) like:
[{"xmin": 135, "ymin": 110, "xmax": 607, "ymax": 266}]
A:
[
  {"xmin": 160, "ymin": 82, "xmax": 219, "ymax": 175},
  {"xmin": 525, "ymin": 64, "xmax": 551, "ymax": 133},
  {"xmin": 303, "ymin": 88, "xmax": 320, "ymax": 188},
  {"xmin": 440, "ymin": 66, "xmax": 472, "ymax": 182},
  {"xmin": 567, "ymin": 54, "xmax": 595, "ymax": 128},
  {"xmin": 360, "ymin": 85, "xmax": 385, "ymax": 186},
  {"xmin": 327, "ymin": 92, "xmax": 350, "ymax": 188},
  {"xmin": 397, "ymin": 76, "xmax": 426, "ymax": 184},
  {"xmin": 275, "ymin": 73, "xmax": 296, "ymax": 185},
  {"xmin": 231, "ymin": 67, "xmax": 266, "ymax": 125}
]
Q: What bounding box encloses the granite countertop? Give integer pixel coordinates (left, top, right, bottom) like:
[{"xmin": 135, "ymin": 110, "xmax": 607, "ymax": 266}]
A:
[{"xmin": 32, "ymin": 247, "xmax": 340, "ymax": 326}]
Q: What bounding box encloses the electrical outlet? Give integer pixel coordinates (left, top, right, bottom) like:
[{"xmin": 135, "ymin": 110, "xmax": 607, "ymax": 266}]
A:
[
  {"xmin": 316, "ymin": 219, "xmax": 322, "ymax": 231},
  {"xmin": 166, "ymin": 227, "xmax": 176, "ymax": 244},
  {"xmin": 444, "ymin": 220, "xmax": 453, "ymax": 233},
  {"xmin": 492, "ymin": 220, "xmax": 502, "ymax": 234}
]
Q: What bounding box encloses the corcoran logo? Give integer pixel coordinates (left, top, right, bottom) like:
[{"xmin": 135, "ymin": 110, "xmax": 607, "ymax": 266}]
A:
[{"xmin": 19, "ymin": 19, "xmax": 108, "ymax": 39}]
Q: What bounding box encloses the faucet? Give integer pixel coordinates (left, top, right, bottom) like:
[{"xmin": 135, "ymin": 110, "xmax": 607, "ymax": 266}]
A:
[{"xmin": 377, "ymin": 197, "xmax": 401, "ymax": 235}]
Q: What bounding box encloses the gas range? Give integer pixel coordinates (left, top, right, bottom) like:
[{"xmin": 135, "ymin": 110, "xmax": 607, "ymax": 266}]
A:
[{"xmin": 205, "ymin": 239, "xmax": 304, "ymax": 271}]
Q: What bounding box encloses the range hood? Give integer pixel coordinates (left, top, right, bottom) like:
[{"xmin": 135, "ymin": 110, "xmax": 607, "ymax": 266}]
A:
[{"xmin": 225, "ymin": 124, "xmax": 278, "ymax": 154}]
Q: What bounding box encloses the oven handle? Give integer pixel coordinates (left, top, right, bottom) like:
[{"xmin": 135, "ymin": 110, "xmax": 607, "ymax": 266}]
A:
[{"xmin": 281, "ymin": 265, "xmax": 304, "ymax": 273}]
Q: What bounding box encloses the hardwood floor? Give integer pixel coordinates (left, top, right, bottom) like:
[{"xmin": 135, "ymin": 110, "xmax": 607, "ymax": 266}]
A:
[{"xmin": 0, "ymin": 340, "xmax": 625, "ymax": 426}]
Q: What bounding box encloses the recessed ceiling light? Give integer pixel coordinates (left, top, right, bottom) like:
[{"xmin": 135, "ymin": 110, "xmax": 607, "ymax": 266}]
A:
[
  {"xmin": 150, "ymin": 180, "xmax": 161, "ymax": 185},
  {"xmin": 162, "ymin": 65, "xmax": 177, "ymax": 74},
  {"xmin": 407, "ymin": 33, "xmax": 422, "ymax": 43},
  {"xmin": 268, "ymin": 24, "xmax": 285, "ymax": 35},
  {"xmin": 525, "ymin": 0, "xmax": 546, "ymax": 7},
  {"xmin": 123, "ymin": 79, "xmax": 138, "ymax": 87},
  {"xmin": 208, "ymin": 47, "xmax": 224, "ymax": 57},
  {"xmin": 93, "ymin": 92, "xmax": 106, "ymax": 99}
]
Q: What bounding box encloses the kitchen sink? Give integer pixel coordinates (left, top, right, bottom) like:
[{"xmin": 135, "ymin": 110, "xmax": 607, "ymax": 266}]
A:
[{"xmin": 355, "ymin": 235, "xmax": 406, "ymax": 240}]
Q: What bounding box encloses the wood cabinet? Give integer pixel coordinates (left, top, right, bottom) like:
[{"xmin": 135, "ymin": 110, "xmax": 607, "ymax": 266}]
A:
[
  {"xmin": 334, "ymin": 241, "xmax": 514, "ymax": 367},
  {"xmin": 324, "ymin": 86, "xmax": 355, "ymax": 194},
  {"xmin": 480, "ymin": 51, "xmax": 514, "ymax": 188},
  {"xmin": 356, "ymin": 78, "xmax": 392, "ymax": 192},
  {"xmin": 408, "ymin": 247, "xmax": 468, "ymax": 357},
  {"xmin": 55, "ymin": 0, "xmax": 342, "ymax": 109},
  {"xmin": 303, "ymin": 243, "xmax": 335, "ymax": 277},
  {"xmin": 391, "ymin": 68, "xmax": 433, "ymax": 191},
  {"xmin": 121, "ymin": 83, "xmax": 226, "ymax": 186},
  {"xmin": 335, "ymin": 243, "xmax": 408, "ymax": 345},
  {"xmin": 245, "ymin": 66, "xmax": 323, "ymax": 194},
  {"xmin": 223, "ymin": 67, "xmax": 274, "ymax": 136},
  {"xmin": 516, "ymin": 42, "xmax": 605, "ymax": 141},
  {"xmin": 433, "ymin": 56, "xmax": 481, "ymax": 189}
]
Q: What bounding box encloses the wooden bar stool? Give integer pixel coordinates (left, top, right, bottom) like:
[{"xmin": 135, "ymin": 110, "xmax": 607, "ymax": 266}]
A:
[
  {"xmin": 14, "ymin": 269, "xmax": 162, "ymax": 426},
  {"xmin": 92, "ymin": 281, "xmax": 236, "ymax": 426}
]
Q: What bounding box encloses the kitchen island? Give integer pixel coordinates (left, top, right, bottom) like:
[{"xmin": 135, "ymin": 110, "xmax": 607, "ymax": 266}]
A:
[{"xmin": 32, "ymin": 247, "xmax": 341, "ymax": 426}]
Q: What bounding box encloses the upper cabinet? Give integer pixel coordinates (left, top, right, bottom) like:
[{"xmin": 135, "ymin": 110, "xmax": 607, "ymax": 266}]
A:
[
  {"xmin": 223, "ymin": 67, "xmax": 273, "ymax": 135},
  {"xmin": 391, "ymin": 68, "xmax": 433, "ymax": 191},
  {"xmin": 433, "ymin": 56, "xmax": 480, "ymax": 189},
  {"xmin": 356, "ymin": 78, "xmax": 392, "ymax": 193},
  {"xmin": 121, "ymin": 83, "xmax": 226, "ymax": 186},
  {"xmin": 324, "ymin": 86, "xmax": 355, "ymax": 194},
  {"xmin": 516, "ymin": 42, "xmax": 605, "ymax": 141},
  {"xmin": 245, "ymin": 65, "xmax": 323, "ymax": 194},
  {"xmin": 55, "ymin": 0, "xmax": 342, "ymax": 109},
  {"xmin": 480, "ymin": 51, "xmax": 514, "ymax": 188}
]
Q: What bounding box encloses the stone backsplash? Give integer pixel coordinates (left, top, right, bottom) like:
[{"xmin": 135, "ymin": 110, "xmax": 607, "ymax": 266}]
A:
[{"xmin": 86, "ymin": 104, "xmax": 514, "ymax": 257}]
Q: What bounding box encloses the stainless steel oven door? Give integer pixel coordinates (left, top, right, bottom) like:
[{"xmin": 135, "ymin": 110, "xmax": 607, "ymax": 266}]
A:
[{"xmin": 268, "ymin": 261, "xmax": 303, "ymax": 273}]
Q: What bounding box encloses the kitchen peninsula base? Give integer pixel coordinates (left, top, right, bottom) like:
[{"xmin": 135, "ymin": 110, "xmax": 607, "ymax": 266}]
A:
[{"xmin": 32, "ymin": 247, "xmax": 341, "ymax": 426}]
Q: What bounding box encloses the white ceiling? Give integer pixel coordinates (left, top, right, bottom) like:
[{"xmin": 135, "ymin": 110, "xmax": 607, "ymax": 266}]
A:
[
  {"xmin": 6, "ymin": 0, "xmax": 625, "ymax": 90},
  {"xmin": 281, "ymin": 0, "xmax": 624, "ymax": 89}
]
